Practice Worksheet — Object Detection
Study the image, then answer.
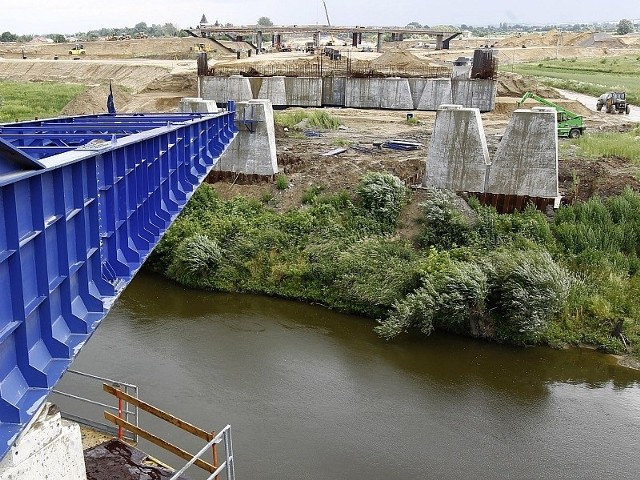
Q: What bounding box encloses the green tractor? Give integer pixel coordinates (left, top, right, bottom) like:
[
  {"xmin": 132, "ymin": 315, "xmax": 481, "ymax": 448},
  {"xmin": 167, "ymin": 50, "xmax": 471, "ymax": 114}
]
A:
[{"xmin": 516, "ymin": 92, "xmax": 586, "ymax": 138}]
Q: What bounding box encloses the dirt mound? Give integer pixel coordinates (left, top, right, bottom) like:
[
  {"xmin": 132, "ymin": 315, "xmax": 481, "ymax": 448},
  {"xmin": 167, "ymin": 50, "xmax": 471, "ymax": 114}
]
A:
[
  {"xmin": 140, "ymin": 72, "xmax": 196, "ymax": 94},
  {"xmin": 370, "ymin": 50, "xmax": 432, "ymax": 68},
  {"xmin": 61, "ymin": 84, "xmax": 132, "ymax": 116},
  {"xmin": 497, "ymin": 72, "xmax": 557, "ymax": 97}
]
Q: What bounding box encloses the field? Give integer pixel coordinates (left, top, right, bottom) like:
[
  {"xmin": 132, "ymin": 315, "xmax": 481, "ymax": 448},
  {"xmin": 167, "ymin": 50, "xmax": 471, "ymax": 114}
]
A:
[
  {"xmin": 0, "ymin": 81, "xmax": 85, "ymax": 122},
  {"xmin": 507, "ymin": 55, "xmax": 640, "ymax": 104}
]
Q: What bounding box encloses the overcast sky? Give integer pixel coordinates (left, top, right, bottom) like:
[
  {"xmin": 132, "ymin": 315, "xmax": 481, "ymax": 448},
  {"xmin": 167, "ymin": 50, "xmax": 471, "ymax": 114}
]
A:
[{"xmin": 2, "ymin": 0, "xmax": 639, "ymax": 35}]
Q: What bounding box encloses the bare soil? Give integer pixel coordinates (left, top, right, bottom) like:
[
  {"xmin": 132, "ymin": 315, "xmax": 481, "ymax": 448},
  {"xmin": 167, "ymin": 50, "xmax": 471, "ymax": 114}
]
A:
[{"xmin": 1, "ymin": 37, "xmax": 638, "ymax": 208}]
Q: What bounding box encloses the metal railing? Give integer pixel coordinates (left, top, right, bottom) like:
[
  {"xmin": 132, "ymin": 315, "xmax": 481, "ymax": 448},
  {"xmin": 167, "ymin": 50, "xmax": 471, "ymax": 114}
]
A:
[
  {"xmin": 103, "ymin": 384, "xmax": 234, "ymax": 480},
  {"xmin": 170, "ymin": 425, "xmax": 235, "ymax": 480},
  {"xmin": 51, "ymin": 369, "xmax": 139, "ymax": 442}
]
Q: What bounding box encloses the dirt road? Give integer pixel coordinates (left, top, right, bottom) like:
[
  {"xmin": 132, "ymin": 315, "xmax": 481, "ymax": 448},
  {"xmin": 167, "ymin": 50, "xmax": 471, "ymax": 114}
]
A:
[{"xmin": 559, "ymin": 89, "xmax": 640, "ymax": 122}]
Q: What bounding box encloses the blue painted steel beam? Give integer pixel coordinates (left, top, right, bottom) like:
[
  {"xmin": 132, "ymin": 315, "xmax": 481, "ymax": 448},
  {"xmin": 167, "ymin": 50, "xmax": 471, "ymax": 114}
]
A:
[{"xmin": 0, "ymin": 108, "xmax": 237, "ymax": 458}]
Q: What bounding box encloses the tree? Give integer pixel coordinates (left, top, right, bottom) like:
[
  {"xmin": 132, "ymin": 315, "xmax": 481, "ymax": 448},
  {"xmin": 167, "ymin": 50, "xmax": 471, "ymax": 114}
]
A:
[
  {"xmin": 406, "ymin": 22, "xmax": 422, "ymax": 29},
  {"xmin": 49, "ymin": 34, "xmax": 66, "ymax": 43},
  {"xmin": 617, "ymin": 19, "xmax": 634, "ymax": 35},
  {"xmin": 257, "ymin": 17, "xmax": 273, "ymax": 27},
  {"xmin": 0, "ymin": 31, "xmax": 17, "ymax": 42}
]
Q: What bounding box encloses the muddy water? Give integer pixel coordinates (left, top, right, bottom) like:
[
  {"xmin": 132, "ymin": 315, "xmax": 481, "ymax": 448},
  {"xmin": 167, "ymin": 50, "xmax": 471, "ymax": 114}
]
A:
[{"xmin": 60, "ymin": 271, "xmax": 640, "ymax": 479}]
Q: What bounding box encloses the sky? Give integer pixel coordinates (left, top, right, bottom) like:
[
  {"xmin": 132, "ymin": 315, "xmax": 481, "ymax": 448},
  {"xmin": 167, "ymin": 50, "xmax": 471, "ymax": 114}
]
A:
[{"xmin": 2, "ymin": 0, "xmax": 639, "ymax": 35}]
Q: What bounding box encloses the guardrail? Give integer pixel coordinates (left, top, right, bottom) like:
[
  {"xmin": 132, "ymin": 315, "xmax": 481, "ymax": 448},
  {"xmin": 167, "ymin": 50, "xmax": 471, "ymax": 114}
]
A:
[
  {"xmin": 103, "ymin": 384, "xmax": 234, "ymax": 479},
  {"xmin": 51, "ymin": 369, "xmax": 139, "ymax": 442}
]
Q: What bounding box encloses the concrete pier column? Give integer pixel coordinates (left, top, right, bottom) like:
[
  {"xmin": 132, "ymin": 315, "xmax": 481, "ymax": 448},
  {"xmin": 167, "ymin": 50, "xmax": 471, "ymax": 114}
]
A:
[
  {"xmin": 256, "ymin": 31, "xmax": 262, "ymax": 53},
  {"xmin": 314, "ymin": 31, "xmax": 320, "ymax": 47},
  {"xmin": 215, "ymin": 99, "xmax": 278, "ymax": 176},
  {"xmin": 352, "ymin": 32, "xmax": 358, "ymax": 47},
  {"xmin": 377, "ymin": 32, "xmax": 383, "ymax": 52},
  {"xmin": 436, "ymin": 34, "xmax": 444, "ymax": 50}
]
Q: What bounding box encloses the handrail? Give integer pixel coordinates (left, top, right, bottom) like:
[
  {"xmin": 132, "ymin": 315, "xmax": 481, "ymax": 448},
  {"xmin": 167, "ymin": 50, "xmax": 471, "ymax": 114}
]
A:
[
  {"xmin": 51, "ymin": 369, "xmax": 138, "ymax": 442},
  {"xmin": 102, "ymin": 383, "xmax": 233, "ymax": 479}
]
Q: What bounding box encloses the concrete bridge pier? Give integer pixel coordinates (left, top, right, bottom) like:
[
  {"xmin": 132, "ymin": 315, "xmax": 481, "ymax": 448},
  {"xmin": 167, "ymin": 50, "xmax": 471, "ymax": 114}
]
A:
[
  {"xmin": 314, "ymin": 31, "xmax": 321, "ymax": 48},
  {"xmin": 436, "ymin": 34, "xmax": 444, "ymax": 50},
  {"xmin": 256, "ymin": 31, "xmax": 262, "ymax": 53},
  {"xmin": 377, "ymin": 32, "xmax": 384, "ymax": 52}
]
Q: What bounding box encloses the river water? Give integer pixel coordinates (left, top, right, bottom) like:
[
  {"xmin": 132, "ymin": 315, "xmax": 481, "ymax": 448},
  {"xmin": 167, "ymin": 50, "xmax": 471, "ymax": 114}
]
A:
[{"xmin": 58, "ymin": 271, "xmax": 640, "ymax": 479}]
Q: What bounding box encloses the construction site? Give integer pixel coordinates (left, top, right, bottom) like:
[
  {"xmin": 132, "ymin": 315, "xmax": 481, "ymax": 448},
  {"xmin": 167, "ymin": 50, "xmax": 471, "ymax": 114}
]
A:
[{"xmin": 2, "ymin": 20, "xmax": 640, "ymax": 480}]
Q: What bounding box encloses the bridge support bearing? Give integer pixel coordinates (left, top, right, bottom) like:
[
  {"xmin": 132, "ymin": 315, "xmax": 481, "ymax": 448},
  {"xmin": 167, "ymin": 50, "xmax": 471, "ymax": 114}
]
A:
[
  {"xmin": 0, "ymin": 403, "xmax": 86, "ymax": 480},
  {"xmin": 213, "ymin": 99, "xmax": 278, "ymax": 177}
]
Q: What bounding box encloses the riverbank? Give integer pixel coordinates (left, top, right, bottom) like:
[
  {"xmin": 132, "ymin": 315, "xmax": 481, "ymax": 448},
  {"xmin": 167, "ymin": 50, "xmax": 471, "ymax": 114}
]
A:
[{"xmin": 149, "ymin": 179, "xmax": 640, "ymax": 358}]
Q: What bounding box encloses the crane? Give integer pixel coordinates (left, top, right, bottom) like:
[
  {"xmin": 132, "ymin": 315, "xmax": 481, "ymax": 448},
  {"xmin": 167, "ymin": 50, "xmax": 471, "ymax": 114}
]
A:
[{"xmin": 321, "ymin": 0, "xmax": 336, "ymax": 46}]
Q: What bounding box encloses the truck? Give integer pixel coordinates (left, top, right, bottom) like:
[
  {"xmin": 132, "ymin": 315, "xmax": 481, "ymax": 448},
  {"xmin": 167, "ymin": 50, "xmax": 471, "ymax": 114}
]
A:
[
  {"xmin": 516, "ymin": 92, "xmax": 586, "ymax": 138},
  {"xmin": 596, "ymin": 92, "xmax": 630, "ymax": 114}
]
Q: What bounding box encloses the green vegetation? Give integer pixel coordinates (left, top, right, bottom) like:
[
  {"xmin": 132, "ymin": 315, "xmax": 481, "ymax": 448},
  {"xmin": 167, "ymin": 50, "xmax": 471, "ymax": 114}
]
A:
[
  {"xmin": 151, "ymin": 177, "xmax": 640, "ymax": 358},
  {"xmin": 275, "ymin": 109, "xmax": 342, "ymax": 130},
  {"xmin": 275, "ymin": 174, "xmax": 289, "ymax": 190},
  {"xmin": 506, "ymin": 56, "xmax": 640, "ymax": 105},
  {"xmin": 568, "ymin": 127, "xmax": 640, "ymax": 161},
  {"xmin": 0, "ymin": 81, "xmax": 85, "ymax": 123}
]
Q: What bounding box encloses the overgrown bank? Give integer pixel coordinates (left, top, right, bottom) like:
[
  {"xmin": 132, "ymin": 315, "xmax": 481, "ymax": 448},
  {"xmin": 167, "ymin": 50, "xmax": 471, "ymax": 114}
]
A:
[{"xmin": 149, "ymin": 173, "xmax": 640, "ymax": 357}]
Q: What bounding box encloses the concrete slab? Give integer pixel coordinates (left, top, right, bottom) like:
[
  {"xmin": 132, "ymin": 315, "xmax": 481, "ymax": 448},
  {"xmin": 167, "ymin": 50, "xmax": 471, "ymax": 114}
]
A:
[
  {"xmin": 178, "ymin": 97, "xmax": 219, "ymax": 113},
  {"xmin": 285, "ymin": 77, "xmax": 322, "ymax": 107},
  {"xmin": 257, "ymin": 76, "xmax": 287, "ymax": 106},
  {"xmin": 452, "ymin": 79, "xmax": 497, "ymax": 112},
  {"xmin": 423, "ymin": 105, "xmax": 490, "ymax": 192},
  {"xmin": 486, "ymin": 107, "xmax": 559, "ymax": 198},
  {"xmin": 322, "ymin": 76, "xmax": 346, "ymax": 106},
  {"xmin": 200, "ymin": 75, "xmax": 253, "ymax": 104},
  {"xmin": 380, "ymin": 78, "xmax": 414, "ymax": 110},
  {"xmin": 415, "ymin": 78, "xmax": 453, "ymax": 110},
  {"xmin": 0, "ymin": 404, "xmax": 86, "ymax": 480},
  {"xmin": 216, "ymin": 99, "xmax": 278, "ymax": 176},
  {"xmin": 345, "ymin": 78, "xmax": 383, "ymax": 108}
]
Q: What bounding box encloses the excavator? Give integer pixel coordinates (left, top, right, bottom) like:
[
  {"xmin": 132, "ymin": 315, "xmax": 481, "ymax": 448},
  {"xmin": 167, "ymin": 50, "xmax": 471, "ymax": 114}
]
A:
[{"xmin": 516, "ymin": 92, "xmax": 586, "ymax": 138}]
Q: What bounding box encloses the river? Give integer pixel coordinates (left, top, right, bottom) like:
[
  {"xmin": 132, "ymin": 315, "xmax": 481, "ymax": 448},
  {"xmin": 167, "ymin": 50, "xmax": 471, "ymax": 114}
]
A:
[{"xmin": 56, "ymin": 271, "xmax": 640, "ymax": 479}]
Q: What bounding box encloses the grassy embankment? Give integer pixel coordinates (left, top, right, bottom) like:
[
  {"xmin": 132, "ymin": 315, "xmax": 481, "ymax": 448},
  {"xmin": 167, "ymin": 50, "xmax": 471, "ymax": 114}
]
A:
[
  {"xmin": 150, "ymin": 154, "xmax": 640, "ymax": 357},
  {"xmin": 0, "ymin": 81, "xmax": 85, "ymax": 122},
  {"xmin": 506, "ymin": 55, "xmax": 640, "ymax": 105}
]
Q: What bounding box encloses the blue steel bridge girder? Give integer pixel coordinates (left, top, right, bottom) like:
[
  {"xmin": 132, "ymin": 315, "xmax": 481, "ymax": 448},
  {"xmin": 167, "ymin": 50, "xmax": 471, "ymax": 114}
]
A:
[{"xmin": 0, "ymin": 110, "xmax": 237, "ymax": 458}]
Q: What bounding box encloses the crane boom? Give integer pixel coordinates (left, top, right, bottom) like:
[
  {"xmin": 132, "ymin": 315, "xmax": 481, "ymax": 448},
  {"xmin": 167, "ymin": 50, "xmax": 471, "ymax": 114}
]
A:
[{"xmin": 322, "ymin": 0, "xmax": 331, "ymax": 25}]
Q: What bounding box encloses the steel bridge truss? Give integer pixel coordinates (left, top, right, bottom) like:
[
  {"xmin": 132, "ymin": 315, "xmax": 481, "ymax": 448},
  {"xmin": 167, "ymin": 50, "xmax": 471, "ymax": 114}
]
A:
[{"xmin": 0, "ymin": 110, "xmax": 236, "ymax": 457}]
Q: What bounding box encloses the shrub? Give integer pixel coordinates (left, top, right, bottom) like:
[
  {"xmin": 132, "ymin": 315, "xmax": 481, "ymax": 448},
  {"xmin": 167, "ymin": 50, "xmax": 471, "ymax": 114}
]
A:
[
  {"xmin": 275, "ymin": 174, "xmax": 289, "ymax": 190},
  {"xmin": 418, "ymin": 189, "xmax": 474, "ymax": 249},
  {"xmin": 376, "ymin": 258, "xmax": 487, "ymax": 339},
  {"xmin": 484, "ymin": 249, "xmax": 572, "ymax": 344},
  {"xmin": 167, "ymin": 234, "xmax": 223, "ymax": 287},
  {"xmin": 356, "ymin": 172, "xmax": 408, "ymax": 227}
]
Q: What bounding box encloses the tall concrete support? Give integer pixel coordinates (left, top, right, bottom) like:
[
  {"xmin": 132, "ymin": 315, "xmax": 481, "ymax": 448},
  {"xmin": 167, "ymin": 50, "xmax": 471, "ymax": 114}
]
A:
[
  {"xmin": 352, "ymin": 32, "xmax": 358, "ymax": 47},
  {"xmin": 377, "ymin": 32, "xmax": 383, "ymax": 52},
  {"xmin": 436, "ymin": 34, "xmax": 444, "ymax": 50},
  {"xmin": 0, "ymin": 404, "xmax": 86, "ymax": 480},
  {"xmin": 486, "ymin": 107, "xmax": 559, "ymax": 198},
  {"xmin": 314, "ymin": 31, "xmax": 320, "ymax": 47},
  {"xmin": 200, "ymin": 75, "xmax": 253, "ymax": 104},
  {"xmin": 257, "ymin": 76, "xmax": 287, "ymax": 106},
  {"xmin": 215, "ymin": 99, "xmax": 278, "ymax": 176},
  {"xmin": 256, "ymin": 31, "xmax": 263, "ymax": 53},
  {"xmin": 423, "ymin": 105, "xmax": 490, "ymax": 192}
]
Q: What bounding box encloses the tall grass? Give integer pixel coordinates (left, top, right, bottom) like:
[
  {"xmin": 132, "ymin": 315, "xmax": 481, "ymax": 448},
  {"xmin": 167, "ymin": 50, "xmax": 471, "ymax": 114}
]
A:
[
  {"xmin": 570, "ymin": 130, "xmax": 640, "ymax": 162},
  {"xmin": 275, "ymin": 109, "xmax": 342, "ymax": 129},
  {"xmin": 0, "ymin": 81, "xmax": 86, "ymax": 122}
]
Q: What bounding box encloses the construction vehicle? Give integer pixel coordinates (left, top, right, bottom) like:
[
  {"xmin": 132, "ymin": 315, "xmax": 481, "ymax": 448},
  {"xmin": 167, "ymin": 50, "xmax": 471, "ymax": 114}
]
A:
[
  {"xmin": 322, "ymin": 0, "xmax": 336, "ymax": 46},
  {"xmin": 596, "ymin": 92, "xmax": 630, "ymax": 114},
  {"xmin": 68, "ymin": 43, "xmax": 85, "ymax": 55},
  {"xmin": 516, "ymin": 92, "xmax": 586, "ymax": 138}
]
